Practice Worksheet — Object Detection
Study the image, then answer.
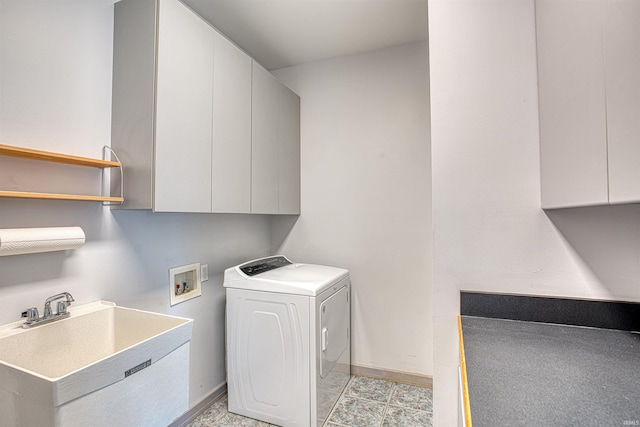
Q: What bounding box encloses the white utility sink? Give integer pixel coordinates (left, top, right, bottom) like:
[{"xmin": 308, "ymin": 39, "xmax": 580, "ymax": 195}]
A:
[{"xmin": 0, "ymin": 301, "xmax": 193, "ymax": 427}]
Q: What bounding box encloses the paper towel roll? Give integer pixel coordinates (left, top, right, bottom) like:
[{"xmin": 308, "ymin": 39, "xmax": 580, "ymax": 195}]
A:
[{"xmin": 0, "ymin": 227, "xmax": 85, "ymax": 256}]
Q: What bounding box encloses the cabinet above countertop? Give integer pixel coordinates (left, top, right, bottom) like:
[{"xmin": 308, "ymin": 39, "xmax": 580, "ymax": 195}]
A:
[{"xmin": 537, "ymin": 0, "xmax": 640, "ymax": 209}]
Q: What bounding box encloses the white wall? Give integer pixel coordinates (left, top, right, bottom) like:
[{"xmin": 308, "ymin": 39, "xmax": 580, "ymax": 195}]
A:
[
  {"xmin": 429, "ymin": 0, "xmax": 640, "ymax": 424},
  {"xmin": 0, "ymin": 0, "xmax": 271, "ymax": 411},
  {"xmin": 272, "ymin": 42, "xmax": 433, "ymax": 378}
]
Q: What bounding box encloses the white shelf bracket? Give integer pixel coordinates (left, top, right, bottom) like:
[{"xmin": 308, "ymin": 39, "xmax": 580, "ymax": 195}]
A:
[{"xmin": 102, "ymin": 146, "xmax": 124, "ymax": 206}]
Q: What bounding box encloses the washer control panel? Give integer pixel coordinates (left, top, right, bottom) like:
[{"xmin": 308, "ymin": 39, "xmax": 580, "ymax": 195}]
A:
[{"xmin": 240, "ymin": 256, "xmax": 292, "ymax": 276}]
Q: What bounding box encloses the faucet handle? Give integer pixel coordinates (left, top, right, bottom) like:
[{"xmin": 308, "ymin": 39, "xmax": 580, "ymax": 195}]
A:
[
  {"xmin": 21, "ymin": 307, "xmax": 39, "ymax": 322},
  {"xmin": 57, "ymin": 301, "xmax": 69, "ymax": 315}
]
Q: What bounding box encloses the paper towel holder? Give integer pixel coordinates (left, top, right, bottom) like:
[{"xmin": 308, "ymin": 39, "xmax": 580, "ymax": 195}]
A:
[{"xmin": 0, "ymin": 226, "xmax": 86, "ymax": 256}]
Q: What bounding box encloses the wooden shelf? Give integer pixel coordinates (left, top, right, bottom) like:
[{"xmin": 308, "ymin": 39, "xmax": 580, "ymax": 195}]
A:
[
  {"xmin": 0, "ymin": 144, "xmax": 124, "ymax": 203},
  {"xmin": 0, "ymin": 191, "xmax": 124, "ymax": 203},
  {"xmin": 0, "ymin": 144, "xmax": 121, "ymax": 168}
]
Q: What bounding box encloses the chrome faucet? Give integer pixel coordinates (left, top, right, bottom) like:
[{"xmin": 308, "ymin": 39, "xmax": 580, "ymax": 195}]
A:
[
  {"xmin": 43, "ymin": 292, "xmax": 74, "ymax": 317},
  {"xmin": 21, "ymin": 292, "xmax": 75, "ymax": 328}
]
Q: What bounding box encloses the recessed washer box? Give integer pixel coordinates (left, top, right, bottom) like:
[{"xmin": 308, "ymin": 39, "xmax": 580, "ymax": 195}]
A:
[{"xmin": 169, "ymin": 263, "xmax": 202, "ymax": 306}]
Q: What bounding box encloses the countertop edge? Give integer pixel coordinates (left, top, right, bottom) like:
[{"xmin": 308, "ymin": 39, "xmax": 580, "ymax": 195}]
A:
[{"xmin": 458, "ymin": 315, "xmax": 472, "ymax": 427}]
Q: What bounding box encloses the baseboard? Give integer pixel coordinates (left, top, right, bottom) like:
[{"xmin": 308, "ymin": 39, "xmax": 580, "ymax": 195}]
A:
[
  {"xmin": 169, "ymin": 382, "xmax": 227, "ymax": 427},
  {"xmin": 351, "ymin": 364, "xmax": 433, "ymax": 388}
]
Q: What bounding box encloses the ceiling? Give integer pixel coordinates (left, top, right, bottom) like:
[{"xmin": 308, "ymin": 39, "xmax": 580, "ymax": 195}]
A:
[{"xmin": 181, "ymin": 0, "xmax": 429, "ymax": 71}]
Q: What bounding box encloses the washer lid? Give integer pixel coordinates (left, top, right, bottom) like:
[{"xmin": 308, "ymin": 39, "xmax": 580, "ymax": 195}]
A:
[{"xmin": 223, "ymin": 256, "xmax": 349, "ymax": 296}]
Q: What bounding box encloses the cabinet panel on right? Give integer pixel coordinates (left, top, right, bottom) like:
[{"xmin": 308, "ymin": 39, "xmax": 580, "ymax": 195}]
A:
[
  {"xmin": 604, "ymin": 0, "xmax": 640, "ymax": 204},
  {"xmin": 537, "ymin": 0, "xmax": 640, "ymax": 209},
  {"xmin": 212, "ymin": 31, "xmax": 252, "ymax": 214},
  {"xmin": 252, "ymin": 63, "xmax": 301, "ymax": 215},
  {"xmin": 278, "ymin": 84, "xmax": 301, "ymax": 215}
]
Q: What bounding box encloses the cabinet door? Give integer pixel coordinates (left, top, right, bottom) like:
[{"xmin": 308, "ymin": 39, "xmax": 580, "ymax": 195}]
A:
[
  {"xmin": 212, "ymin": 32, "xmax": 252, "ymax": 213},
  {"xmin": 604, "ymin": 0, "xmax": 640, "ymax": 204},
  {"xmin": 112, "ymin": 0, "xmax": 157, "ymax": 210},
  {"xmin": 154, "ymin": 0, "xmax": 214, "ymax": 212},
  {"xmin": 279, "ymin": 86, "xmax": 301, "ymax": 215},
  {"xmin": 251, "ymin": 63, "xmax": 280, "ymax": 214},
  {"xmin": 537, "ymin": 0, "xmax": 608, "ymax": 209}
]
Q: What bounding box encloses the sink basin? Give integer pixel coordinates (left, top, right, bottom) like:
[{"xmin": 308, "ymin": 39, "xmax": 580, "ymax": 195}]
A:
[{"xmin": 0, "ymin": 301, "xmax": 193, "ymax": 427}]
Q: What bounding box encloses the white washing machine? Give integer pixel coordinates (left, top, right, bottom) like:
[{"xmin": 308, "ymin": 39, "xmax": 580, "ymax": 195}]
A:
[{"xmin": 223, "ymin": 256, "xmax": 351, "ymax": 427}]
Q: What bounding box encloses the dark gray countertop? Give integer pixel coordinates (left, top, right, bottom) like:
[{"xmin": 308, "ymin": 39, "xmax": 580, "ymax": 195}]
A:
[{"xmin": 462, "ymin": 316, "xmax": 640, "ymax": 427}]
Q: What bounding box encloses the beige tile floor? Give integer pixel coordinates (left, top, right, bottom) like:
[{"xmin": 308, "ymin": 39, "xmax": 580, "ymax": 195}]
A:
[{"xmin": 187, "ymin": 376, "xmax": 433, "ymax": 427}]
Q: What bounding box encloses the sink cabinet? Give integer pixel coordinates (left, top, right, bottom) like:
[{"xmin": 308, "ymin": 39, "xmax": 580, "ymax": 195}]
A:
[
  {"xmin": 537, "ymin": 0, "xmax": 640, "ymax": 209},
  {"xmin": 112, "ymin": 0, "xmax": 299, "ymax": 214}
]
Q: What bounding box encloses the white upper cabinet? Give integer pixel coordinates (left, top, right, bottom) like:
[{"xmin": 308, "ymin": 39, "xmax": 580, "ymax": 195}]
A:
[
  {"xmin": 154, "ymin": 0, "xmax": 214, "ymax": 213},
  {"xmin": 251, "ymin": 64, "xmax": 281, "ymax": 214},
  {"xmin": 111, "ymin": 0, "xmax": 299, "ymax": 214},
  {"xmin": 537, "ymin": 0, "xmax": 608, "ymax": 209},
  {"xmin": 252, "ymin": 63, "xmax": 301, "ymax": 215},
  {"xmin": 212, "ymin": 32, "xmax": 252, "ymax": 213},
  {"xmin": 279, "ymin": 86, "xmax": 301, "ymax": 215},
  {"xmin": 111, "ymin": 0, "xmax": 157, "ymax": 210},
  {"xmin": 537, "ymin": 0, "xmax": 640, "ymax": 209},
  {"xmin": 112, "ymin": 0, "xmax": 214, "ymax": 212},
  {"xmin": 604, "ymin": 0, "xmax": 640, "ymax": 204}
]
